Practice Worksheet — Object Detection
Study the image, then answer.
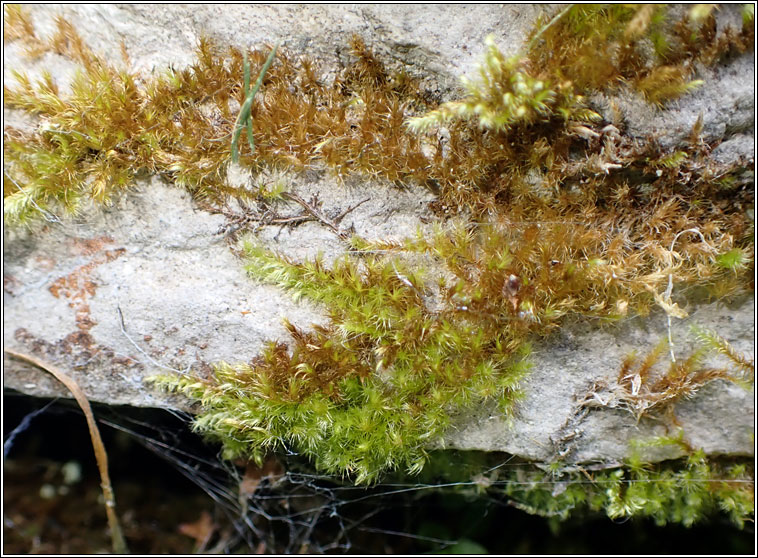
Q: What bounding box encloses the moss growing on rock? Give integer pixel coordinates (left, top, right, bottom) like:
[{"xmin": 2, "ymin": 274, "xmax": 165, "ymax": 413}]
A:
[{"xmin": 4, "ymin": 3, "xmax": 754, "ymax": 524}]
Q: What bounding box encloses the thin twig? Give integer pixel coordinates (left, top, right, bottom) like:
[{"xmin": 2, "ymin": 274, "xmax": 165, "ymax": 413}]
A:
[
  {"xmin": 334, "ymin": 197, "xmax": 370, "ymax": 224},
  {"xmin": 281, "ymin": 192, "xmax": 368, "ymax": 240},
  {"xmin": 281, "ymin": 192, "xmax": 343, "ymax": 236},
  {"xmin": 4, "ymin": 349, "xmax": 129, "ymax": 554}
]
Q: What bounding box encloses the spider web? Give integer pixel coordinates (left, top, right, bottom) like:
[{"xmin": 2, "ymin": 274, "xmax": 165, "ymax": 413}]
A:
[
  {"xmin": 4, "ymin": 391, "xmax": 755, "ymax": 554},
  {"xmin": 93, "ymin": 406, "xmax": 480, "ymax": 553}
]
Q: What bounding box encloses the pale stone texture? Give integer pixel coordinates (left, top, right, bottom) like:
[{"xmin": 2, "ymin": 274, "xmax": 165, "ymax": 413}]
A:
[
  {"xmin": 3, "ymin": 5, "xmax": 754, "ymax": 466},
  {"xmin": 442, "ymin": 298, "xmax": 755, "ymax": 463}
]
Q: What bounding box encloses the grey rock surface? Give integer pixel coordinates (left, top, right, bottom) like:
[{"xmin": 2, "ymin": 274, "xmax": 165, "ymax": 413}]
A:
[
  {"xmin": 3, "ymin": 4, "xmax": 755, "ymax": 466},
  {"xmin": 442, "ymin": 298, "xmax": 755, "ymax": 463},
  {"xmin": 614, "ymin": 51, "xmax": 755, "ymax": 149},
  {"xmin": 3, "ymin": 175, "xmax": 432, "ymax": 407},
  {"xmin": 3, "ymin": 4, "xmax": 543, "ymax": 100}
]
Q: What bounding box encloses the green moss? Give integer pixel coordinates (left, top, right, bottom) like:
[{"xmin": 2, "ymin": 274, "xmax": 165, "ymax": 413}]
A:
[
  {"xmin": 4, "ymin": 4, "xmax": 755, "ymax": 522},
  {"xmin": 391, "ymin": 447, "xmax": 754, "ymax": 528},
  {"xmin": 498, "ymin": 451, "xmax": 754, "ymax": 528},
  {"xmin": 152, "ymin": 236, "xmax": 532, "ymax": 483},
  {"xmin": 405, "ymin": 34, "xmax": 600, "ymax": 134},
  {"xmin": 716, "ymin": 248, "xmax": 752, "ymax": 271}
]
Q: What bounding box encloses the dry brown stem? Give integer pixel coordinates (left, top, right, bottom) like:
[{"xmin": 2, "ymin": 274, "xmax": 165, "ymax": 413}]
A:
[{"xmin": 4, "ymin": 349, "xmax": 129, "ymax": 554}]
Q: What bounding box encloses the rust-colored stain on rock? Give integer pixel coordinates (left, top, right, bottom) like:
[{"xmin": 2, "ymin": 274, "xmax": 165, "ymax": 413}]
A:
[
  {"xmin": 11, "ymin": 327, "xmax": 143, "ymax": 389},
  {"xmin": 48, "ymin": 237, "xmax": 126, "ymax": 331},
  {"xmin": 4, "ymin": 274, "xmax": 20, "ymax": 295},
  {"xmin": 70, "ymin": 235, "xmax": 115, "ymax": 256}
]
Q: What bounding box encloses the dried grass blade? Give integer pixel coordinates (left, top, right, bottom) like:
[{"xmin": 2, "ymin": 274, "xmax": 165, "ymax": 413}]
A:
[{"xmin": 4, "ymin": 349, "xmax": 129, "ymax": 554}]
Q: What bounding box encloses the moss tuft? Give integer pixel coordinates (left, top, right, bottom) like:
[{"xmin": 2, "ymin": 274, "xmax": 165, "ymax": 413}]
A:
[
  {"xmin": 405, "ymin": 34, "xmax": 600, "ymax": 134},
  {"xmin": 152, "ymin": 236, "xmax": 533, "ymax": 483}
]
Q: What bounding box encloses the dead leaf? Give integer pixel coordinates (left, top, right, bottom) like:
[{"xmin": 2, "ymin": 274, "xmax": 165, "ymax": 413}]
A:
[
  {"xmin": 653, "ymin": 291, "xmax": 689, "ymax": 319},
  {"xmin": 178, "ymin": 510, "xmax": 215, "ymax": 550},
  {"xmin": 239, "ymin": 456, "xmax": 285, "ymax": 498}
]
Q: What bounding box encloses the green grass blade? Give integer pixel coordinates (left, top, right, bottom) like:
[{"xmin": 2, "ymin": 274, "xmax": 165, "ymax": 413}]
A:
[{"xmin": 231, "ymin": 42, "xmax": 280, "ymax": 163}]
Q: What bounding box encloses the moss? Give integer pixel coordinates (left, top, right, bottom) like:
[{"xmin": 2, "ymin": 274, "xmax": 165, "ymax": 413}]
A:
[
  {"xmin": 405, "ymin": 34, "xmax": 601, "ymax": 135},
  {"xmin": 3, "ymin": 12, "xmax": 441, "ymax": 225},
  {"xmin": 4, "ymin": 4, "xmax": 755, "ymax": 522},
  {"xmin": 583, "ymin": 332, "xmax": 754, "ymax": 423},
  {"xmin": 152, "ymin": 236, "xmax": 532, "ymax": 483},
  {"xmin": 6, "ymin": 6, "xmax": 754, "ymax": 222},
  {"xmin": 716, "ymin": 247, "xmax": 753, "ymax": 272},
  {"xmin": 497, "ymin": 451, "xmax": 754, "ymax": 528},
  {"xmin": 526, "ymin": 4, "xmax": 753, "ymax": 99},
  {"xmin": 394, "ymin": 446, "xmax": 754, "ymax": 529}
]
